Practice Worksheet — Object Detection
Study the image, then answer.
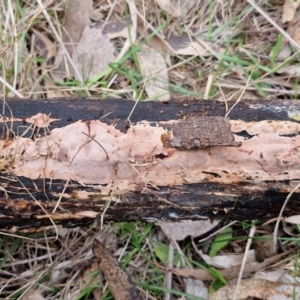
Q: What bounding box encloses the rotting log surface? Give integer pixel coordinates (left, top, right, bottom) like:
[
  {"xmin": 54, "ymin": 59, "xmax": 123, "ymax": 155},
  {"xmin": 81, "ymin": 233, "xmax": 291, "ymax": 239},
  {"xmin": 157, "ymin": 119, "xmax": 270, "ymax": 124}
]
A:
[{"xmin": 1, "ymin": 98, "xmax": 300, "ymax": 231}]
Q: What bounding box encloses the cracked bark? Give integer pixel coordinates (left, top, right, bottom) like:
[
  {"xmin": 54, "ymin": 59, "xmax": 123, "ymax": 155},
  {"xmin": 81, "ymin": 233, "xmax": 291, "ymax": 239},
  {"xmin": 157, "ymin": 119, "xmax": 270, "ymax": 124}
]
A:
[
  {"xmin": 0, "ymin": 98, "xmax": 300, "ymax": 231},
  {"xmin": 160, "ymin": 116, "xmax": 241, "ymax": 149}
]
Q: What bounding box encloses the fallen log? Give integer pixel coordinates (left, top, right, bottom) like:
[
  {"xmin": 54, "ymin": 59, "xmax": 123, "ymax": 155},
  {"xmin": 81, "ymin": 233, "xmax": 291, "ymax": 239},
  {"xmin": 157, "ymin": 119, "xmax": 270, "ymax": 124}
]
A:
[{"xmin": 0, "ymin": 98, "xmax": 300, "ymax": 231}]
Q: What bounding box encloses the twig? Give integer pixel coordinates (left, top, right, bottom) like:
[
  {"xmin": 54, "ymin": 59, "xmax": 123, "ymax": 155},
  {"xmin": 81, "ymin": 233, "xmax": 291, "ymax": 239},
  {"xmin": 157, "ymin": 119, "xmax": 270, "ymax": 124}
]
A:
[
  {"xmin": 81, "ymin": 132, "xmax": 109, "ymax": 160},
  {"xmin": 273, "ymin": 181, "xmax": 300, "ymax": 250}
]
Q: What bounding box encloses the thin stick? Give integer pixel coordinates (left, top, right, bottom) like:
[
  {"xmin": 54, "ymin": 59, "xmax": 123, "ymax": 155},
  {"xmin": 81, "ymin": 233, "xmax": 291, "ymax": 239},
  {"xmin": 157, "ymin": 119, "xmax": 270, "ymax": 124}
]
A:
[
  {"xmin": 81, "ymin": 132, "xmax": 109, "ymax": 160},
  {"xmin": 273, "ymin": 181, "xmax": 300, "ymax": 249},
  {"xmin": 225, "ymin": 62, "xmax": 258, "ymax": 118},
  {"xmin": 233, "ymin": 222, "xmax": 256, "ymax": 300},
  {"xmin": 0, "ymin": 75, "xmax": 23, "ymax": 98},
  {"xmin": 52, "ymin": 178, "xmax": 70, "ymax": 213}
]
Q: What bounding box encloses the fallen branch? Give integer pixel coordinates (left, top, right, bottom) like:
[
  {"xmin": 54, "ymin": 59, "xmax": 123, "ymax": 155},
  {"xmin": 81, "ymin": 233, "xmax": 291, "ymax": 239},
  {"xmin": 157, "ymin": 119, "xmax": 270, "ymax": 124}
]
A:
[{"xmin": 0, "ymin": 98, "xmax": 300, "ymax": 231}]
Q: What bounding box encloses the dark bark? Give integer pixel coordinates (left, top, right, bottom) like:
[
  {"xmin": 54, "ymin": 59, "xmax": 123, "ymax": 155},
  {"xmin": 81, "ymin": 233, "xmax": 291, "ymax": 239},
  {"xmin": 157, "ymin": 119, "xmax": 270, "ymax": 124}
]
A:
[
  {"xmin": 1, "ymin": 97, "xmax": 294, "ymax": 136},
  {"xmin": 0, "ymin": 98, "xmax": 299, "ymax": 231}
]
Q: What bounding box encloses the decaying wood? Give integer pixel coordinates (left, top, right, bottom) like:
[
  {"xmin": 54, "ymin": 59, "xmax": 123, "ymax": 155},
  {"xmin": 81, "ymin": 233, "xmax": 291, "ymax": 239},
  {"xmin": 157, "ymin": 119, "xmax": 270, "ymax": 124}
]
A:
[
  {"xmin": 161, "ymin": 116, "xmax": 241, "ymax": 149},
  {"xmin": 1, "ymin": 98, "xmax": 300, "ymax": 231},
  {"xmin": 93, "ymin": 239, "xmax": 140, "ymax": 300}
]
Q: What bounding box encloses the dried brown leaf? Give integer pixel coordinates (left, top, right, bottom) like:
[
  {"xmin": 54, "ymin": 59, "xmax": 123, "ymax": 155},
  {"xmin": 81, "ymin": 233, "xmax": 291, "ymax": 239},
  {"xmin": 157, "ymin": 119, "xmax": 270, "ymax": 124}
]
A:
[
  {"xmin": 136, "ymin": 45, "xmax": 170, "ymax": 101},
  {"xmin": 210, "ymin": 278, "xmax": 300, "ymax": 300},
  {"xmin": 154, "ymin": 0, "xmax": 198, "ymax": 18},
  {"xmin": 74, "ymin": 26, "xmax": 116, "ymax": 80},
  {"xmin": 102, "ymin": 22, "xmax": 128, "ymax": 39},
  {"xmin": 102, "ymin": 22, "xmax": 224, "ymax": 57},
  {"xmin": 168, "ymin": 35, "xmax": 224, "ymax": 56},
  {"xmin": 157, "ymin": 220, "xmax": 219, "ymax": 241},
  {"xmin": 282, "ymin": 0, "xmax": 300, "ymax": 23},
  {"xmin": 62, "ymin": 0, "xmax": 93, "ymax": 53},
  {"xmin": 199, "ymin": 250, "xmax": 256, "ymax": 269},
  {"xmin": 286, "ymin": 15, "xmax": 300, "ymax": 52},
  {"xmin": 185, "ymin": 278, "xmax": 208, "ymax": 299},
  {"xmin": 52, "ymin": 0, "xmax": 94, "ymax": 81},
  {"xmin": 284, "ymin": 214, "xmax": 300, "ymax": 224},
  {"xmin": 54, "ymin": 25, "xmax": 115, "ymax": 81}
]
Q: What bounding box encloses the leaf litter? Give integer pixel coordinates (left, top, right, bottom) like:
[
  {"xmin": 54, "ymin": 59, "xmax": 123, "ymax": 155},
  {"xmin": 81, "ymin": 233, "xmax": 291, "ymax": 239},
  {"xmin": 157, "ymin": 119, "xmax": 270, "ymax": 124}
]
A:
[{"xmin": 2, "ymin": 0, "xmax": 300, "ymax": 299}]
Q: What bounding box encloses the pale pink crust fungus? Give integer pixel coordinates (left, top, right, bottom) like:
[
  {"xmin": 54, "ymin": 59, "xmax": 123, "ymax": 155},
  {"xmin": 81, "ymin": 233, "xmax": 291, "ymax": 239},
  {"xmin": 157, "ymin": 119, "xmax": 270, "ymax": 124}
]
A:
[
  {"xmin": 1, "ymin": 117, "xmax": 300, "ymax": 194},
  {"xmin": 25, "ymin": 113, "xmax": 60, "ymax": 128}
]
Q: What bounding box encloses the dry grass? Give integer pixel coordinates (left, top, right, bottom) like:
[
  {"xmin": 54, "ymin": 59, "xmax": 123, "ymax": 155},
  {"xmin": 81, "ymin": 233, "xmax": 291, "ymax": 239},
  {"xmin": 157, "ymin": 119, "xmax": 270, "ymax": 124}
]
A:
[
  {"xmin": 1, "ymin": 0, "xmax": 300, "ymax": 299},
  {"xmin": 1, "ymin": 0, "xmax": 299, "ymax": 100}
]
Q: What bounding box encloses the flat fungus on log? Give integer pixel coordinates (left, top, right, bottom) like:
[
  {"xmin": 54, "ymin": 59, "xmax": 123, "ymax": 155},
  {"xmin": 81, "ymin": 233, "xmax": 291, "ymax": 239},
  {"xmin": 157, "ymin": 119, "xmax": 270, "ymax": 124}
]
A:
[
  {"xmin": 0, "ymin": 98, "xmax": 300, "ymax": 229},
  {"xmin": 1, "ymin": 113, "xmax": 300, "ymax": 193}
]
